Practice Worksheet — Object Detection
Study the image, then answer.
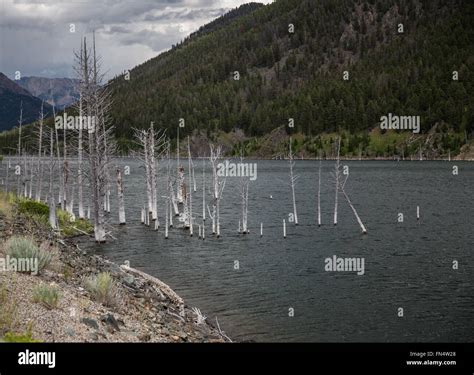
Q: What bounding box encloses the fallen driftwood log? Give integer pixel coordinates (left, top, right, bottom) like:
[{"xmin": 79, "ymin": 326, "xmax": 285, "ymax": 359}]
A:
[{"xmin": 120, "ymin": 262, "xmax": 185, "ymax": 317}]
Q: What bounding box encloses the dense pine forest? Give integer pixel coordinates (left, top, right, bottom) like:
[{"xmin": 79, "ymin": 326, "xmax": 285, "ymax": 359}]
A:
[
  {"xmin": 1, "ymin": 0, "xmax": 473, "ymax": 158},
  {"xmin": 106, "ymin": 0, "xmax": 473, "ymax": 156}
]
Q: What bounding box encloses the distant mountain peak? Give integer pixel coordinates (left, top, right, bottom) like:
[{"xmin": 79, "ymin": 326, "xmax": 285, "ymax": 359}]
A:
[
  {"xmin": 0, "ymin": 73, "xmax": 33, "ymax": 97},
  {"xmin": 18, "ymin": 76, "xmax": 80, "ymax": 109}
]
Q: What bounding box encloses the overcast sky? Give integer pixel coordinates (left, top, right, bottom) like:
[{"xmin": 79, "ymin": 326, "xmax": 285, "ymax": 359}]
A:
[{"xmin": 0, "ymin": 0, "xmax": 272, "ymax": 81}]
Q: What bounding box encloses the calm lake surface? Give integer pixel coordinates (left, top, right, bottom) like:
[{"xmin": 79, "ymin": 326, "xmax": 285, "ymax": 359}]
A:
[{"xmin": 79, "ymin": 159, "xmax": 473, "ymax": 342}]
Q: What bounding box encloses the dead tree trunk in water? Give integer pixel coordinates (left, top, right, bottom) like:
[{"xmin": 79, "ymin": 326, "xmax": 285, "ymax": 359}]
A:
[
  {"xmin": 333, "ymin": 137, "xmax": 341, "ymax": 226},
  {"xmin": 187, "ymin": 136, "xmax": 193, "ymax": 236},
  {"xmin": 289, "ymin": 138, "xmax": 298, "ymax": 225},
  {"xmin": 116, "ymin": 166, "xmax": 126, "ymax": 224},
  {"xmin": 341, "ymin": 187, "xmax": 367, "ymax": 234},
  {"xmin": 16, "ymin": 102, "xmax": 23, "ymax": 197},
  {"xmin": 133, "ymin": 124, "xmax": 166, "ymax": 228},
  {"xmin": 149, "ymin": 123, "xmax": 158, "ymax": 223},
  {"xmin": 202, "ymin": 159, "xmax": 206, "ymax": 222},
  {"xmin": 52, "ymin": 104, "xmax": 62, "ymax": 206},
  {"xmin": 47, "ymin": 128, "xmax": 57, "ymax": 229},
  {"xmin": 62, "ymin": 112, "xmax": 69, "ymax": 211},
  {"xmin": 82, "ymin": 33, "xmax": 115, "ymax": 242},
  {"xmin": 239, "ymin": 152, "xmax": 249, "ymax": 234},
  {"xmin": 22, "ymin": 155, "xmax": 27, "ymax": 198},
  {"xmin": 144, "ymin": 130, "xmax": 152, "ymax": 216},
  {"xmin": 317, "ymin": 157, "xmax": 322, "ymax": 227},
  {"xmin": 209, "ymin": 144, "xmax": 225, "ymax": 237},
  {"xmin": 76, "ymin": 41, "xmax": 85, "ymax": 219},
  {"xmin": 339, "ymin": 170, "xmax": 367, "ymax": 234},
  {"xmin": 176, "ymin": 126, "xmax": 184, "ymax": 204},
  {"xmin": 166, "ymin": 141, "xmax": 174, "ymax": 229}
]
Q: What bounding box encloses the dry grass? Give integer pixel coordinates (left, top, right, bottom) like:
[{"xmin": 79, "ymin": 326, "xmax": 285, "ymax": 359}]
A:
[
  {"xmin": 5, "ymin": 236, "xmax": 52, "ymax": 275},
  {"xmin": 32, "ymin": 284, "xmax": 61, "ymax": 309},
  {"xmin": 0, "ymin": 277, "xmax": 18, "ymax": 336},
  {"xmin": 0, "ymin": 190, "xmax": 14, "ymax": 219},
  {"xmin": 84, "ymin": 272, "xmax": 121, "ymax": 308}
]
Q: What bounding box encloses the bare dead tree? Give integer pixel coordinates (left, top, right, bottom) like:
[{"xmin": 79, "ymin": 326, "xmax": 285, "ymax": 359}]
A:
[
  {"xmin": 68, "ymin": 175, "xmax": 76, "ymax": 220},
  {"xmin": 34, "ymin": 101, "xmax": 45, "ymax": 202},
  {"xmin": 288, "ymin": 137, "xmax": 299, "ymax": 225},
  {"xmin": 333, "ymin": 137, "xmax": 341, "ymax": 226},
  {"xmin": 46, "ymin": 127, "xmax": 57, "ymax": 229},
  {"xmin": 141, "ymin": 129, "xmax": 153, "ymax": 216},
  {"xmin": 202, "ymin": 157, "xmax": 206, "ymax": 222},
  {"xmin": 116, "ymin": 166, "xmax": 126, "ymax": 225},
  {"xmin": 187, "ymin": 136, "xmax": 193, "ymax": 236},
  {"xmin": 239, "ymin": 152, "xmax": 249, "ymax": 234},
  {"xmin": 102, "ymin": 109, "xmax": 111, "ymax": 215},
  {"xmin": 165, "ymin": 140, "xmax": 172, "ymax": 236},
  {"xmin": 50, "ymin": 103, "xmax": 62, "ymax": 206},
  {"xmin": 165, "ymin": 140, "xmax": 175, "ymax": 228},
  {"xmin": 22, "ymin": 154, "xmax": 28, "ymax": 198},
  {"xmin": 17, "ymin": 101, "xmax": 22, "ymax": 157},
  {"xmin": 208, "ymin": 144, "xmax": 225, "ymax": 237},
  {"xmin": 180, "ymin": 170, "xmax": 190, "ymax": 229},
  {"xmin": 133, "ymin": 124, "xmax": 166, "ymax": 227},
  {"xmin": 339, "ymin": 170, "xmax": 367, "ymax": 234},
  {"xmin": 77, "ymin": 33, "xmax": 116, "ymax": 242},
  {"xmin": 27, "ymin": 156, "xmax": 33, "ymax": 199},
  {"xmin": 331, "ymin": 137, "xmax": 367, "ymax": 234},
  {"xmin": 175, "ymin": 126, "xmax": 187, "ymax": 207},
  {"xmin": 16, "ymin": 101, "xmax": 23, "ymax": 196},
  {"xmin": 317, "ymin": 157, "xmax": 322, "ymax": 227},
  {"xmin": 149, "ymin": 122, "xmax": 166, "ymax": 224},
  {"xmin": 62, "ymin": 103, "xmax": 69, "ymax": 211},
  {"xmin": 192, "ymin": 158, "xmax": 197, "ymax": 192},
  {"xmin": 73, "ymin": 37, "xmax": 87, "ymax": 219}
]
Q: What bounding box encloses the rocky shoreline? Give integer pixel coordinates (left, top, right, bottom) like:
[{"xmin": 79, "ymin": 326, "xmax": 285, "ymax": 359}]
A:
[{"xmin": 0, "ymin": 208, "xmax": 228, "ymax": 343}]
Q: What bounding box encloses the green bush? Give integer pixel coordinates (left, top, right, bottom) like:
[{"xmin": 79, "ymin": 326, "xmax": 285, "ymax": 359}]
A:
[
  {"xmin": 5, "ymin": 236, "xmax": 52, "ymax": 274},
  {"xmin": 57, "ymin": 209, "xmax": 94, "ymax": 237},
  {"xmin": 84, "ymin": 272, "xmax": 118, "ymax": 307},
  {"xmin": 32, "ymin": 284, "xmax": 60, "ymax": 309},
  {"xmin": 56, "ymin": 209, "xmax": 72, "ymax": 225},
  {"xmin": 18, "ymin": 199, "xmax": 49, "ymax": 217},
  {"xmin": 2, "ymin": 325, "xmax": 39, "ymax": 343}
]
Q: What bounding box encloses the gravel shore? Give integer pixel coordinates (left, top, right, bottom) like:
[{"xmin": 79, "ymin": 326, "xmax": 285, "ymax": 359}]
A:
[{"xmin": 0, "ymin": 210, "xmax": 227, "ymax": 343}]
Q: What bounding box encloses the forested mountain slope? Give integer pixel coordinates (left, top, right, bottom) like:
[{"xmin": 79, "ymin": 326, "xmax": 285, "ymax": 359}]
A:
[{"xmin": 109, "ymin": 0, "xmax": 473, "ymax": 155}]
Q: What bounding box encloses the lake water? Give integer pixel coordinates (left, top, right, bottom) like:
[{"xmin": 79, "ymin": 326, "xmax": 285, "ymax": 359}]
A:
[{"xmin": 76, "ymin": 159, "xmax": 473, "ymax": 342}]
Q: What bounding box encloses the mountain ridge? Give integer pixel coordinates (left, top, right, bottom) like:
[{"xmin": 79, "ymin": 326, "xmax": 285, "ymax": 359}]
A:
[
  {"xmin": 0, "ymin": 73, "xmax": 53, "ymax": 132},
  {"xmin": 18, "ymin": 76, "xmax": 80, "ymax": 110},
  {"xmin": 1, "ymin": 0, "xmax": 472, "ymax": 159},
  {"xmin": 108, "ymin": 0, "xmax": 473, "ymax": 159}
]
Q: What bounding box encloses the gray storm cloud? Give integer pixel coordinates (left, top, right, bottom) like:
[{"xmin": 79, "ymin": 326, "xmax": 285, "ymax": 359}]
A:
[{"xmin": 0, "ymin": 0, "xmax": 270, "ymax": 81}]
